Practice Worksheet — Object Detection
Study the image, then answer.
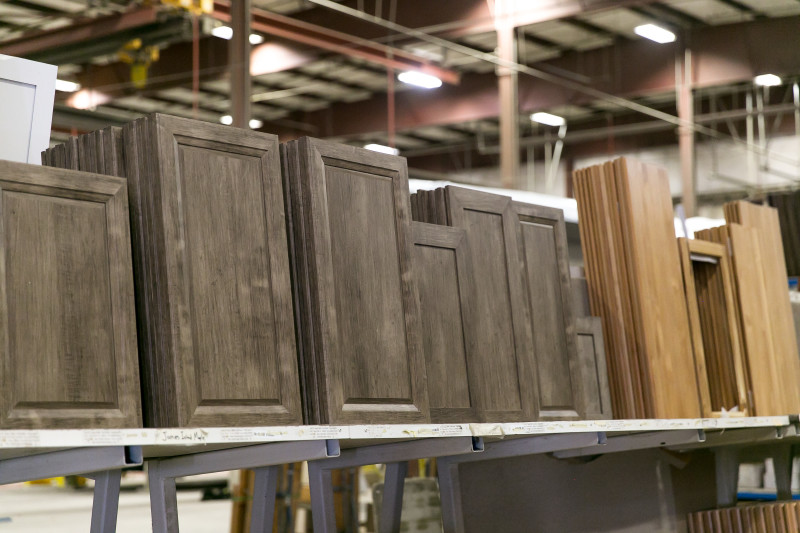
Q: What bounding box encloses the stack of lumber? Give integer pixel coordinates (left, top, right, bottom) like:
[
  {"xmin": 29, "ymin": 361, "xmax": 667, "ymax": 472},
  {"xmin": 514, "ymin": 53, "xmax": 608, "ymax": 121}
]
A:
[
  {"xmin": 765, "ymin": 190, "xmax": 800, "ymax": 276},
  {"xmin": 677, "ymin": 238, "xmax": 749, "ymax": 417},
  {"xmin": 688, "ymin": 502, "xmax": 800, "ymax": 532},
  {"xmin": 573, "ymin": 157, "xmax": 700, "ymax": 419},
  {"xmin": 696, "ymin": 201, "xmax": 800, "ymax": 416}
]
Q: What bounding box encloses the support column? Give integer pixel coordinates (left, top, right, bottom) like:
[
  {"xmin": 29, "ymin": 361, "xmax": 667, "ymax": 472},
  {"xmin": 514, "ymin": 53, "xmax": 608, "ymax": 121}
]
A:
[
  {"xmin": 230, "ymin": 0, "xmax": 251, "ymax": 128},
  {"xmin": 676, "ymin": 46, "xmax": 695, "ymax": 217},
  {"xmin": 495, "ymin": 13, "xmax": 519, "ymax": 189}
]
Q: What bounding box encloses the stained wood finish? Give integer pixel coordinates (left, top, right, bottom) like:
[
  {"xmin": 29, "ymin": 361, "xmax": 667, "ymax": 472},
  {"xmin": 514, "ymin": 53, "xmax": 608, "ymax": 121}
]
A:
[
  {"xmin": 512, "ymin": 201, "xmax": 583, "ymax": 419},
  {"xmin": 124, "ymin": 114, "xmax": 301, "ymax": 427},
  {"xmin": 283, "ymin": 137, "xmax": 429, "ymax": 424},
  {"xmin": 575, "ymin": 317, "xmax": 612, "ymax": 420},
  {"xmin": 677, "ymin": 237, "xmax": 749, "ymax": 417},
  {"xmin": 724, "ymin": 201, "xmax": 800, "ymax": 415},
  {"xmin": 411, "ymin": 222, "xmax": 476, "ymax": 422},
  {"xmin": 0, "ymin": 161, "xmax": 141, "ymax": 428},
  {"xmin": 443, "ymin": 186, "xmax": 538, "ymax": 420},
  {"xmin": 573, "ymin": 157, "xmax": 701, "ymax": 419}
]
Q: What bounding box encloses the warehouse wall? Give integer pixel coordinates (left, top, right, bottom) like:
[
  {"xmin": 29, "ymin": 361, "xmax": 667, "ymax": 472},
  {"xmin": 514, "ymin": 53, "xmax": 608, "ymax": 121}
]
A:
[{"xmin": 458, "ymin": 448, "xmax": 717, "ymax": 533}]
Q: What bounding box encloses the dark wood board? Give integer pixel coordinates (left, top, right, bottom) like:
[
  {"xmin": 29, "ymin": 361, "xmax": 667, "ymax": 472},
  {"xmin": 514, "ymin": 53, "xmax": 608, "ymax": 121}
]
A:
[
  {"xmin": 283, "ymin": 137, "xmax": 429, "ymax": 424},
  {"xmin": 443, "ymin": 186, "xmax": 538, "ymax": 421},
  {"xmin": 512, "ymin": 201, "xmax": 583, "ymax": 419},
  {"xmin": 575, "ymin": 317, "xmax": 612, "ymax": 420},
  {"xmin": 0, "ymin": 161, "xmax": 142, "ymax": 428},
  {"xmin": 124, "ymin": 114, "xmax": 302, "ymax": 427},
  {"xmin": 411, "ymin": 222, "xmax": 477, "ymax": 422}
]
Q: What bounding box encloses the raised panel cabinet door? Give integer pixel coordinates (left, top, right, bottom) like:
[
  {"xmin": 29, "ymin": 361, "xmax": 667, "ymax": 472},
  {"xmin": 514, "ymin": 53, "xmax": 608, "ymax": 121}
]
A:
[
  {"xmin": 285, "ymin": 138, "xmax": 429, "ymax": 424},
  {"xmin": 513, "ymin": 202, "xmax": 584, "ymax": 420},
  {"xmin": 575, "ymin": 317, "xmax": 612, "ymax": 420},
  {"xmin": 412, "ymin": 222, "xmax": 475, "ymax": 423},
  {"xmin": 125, "ymin": 114, "xmax": 301, "ymax": 427},
  {"xmin": 0, "ymin": 161, "xmax": 141, "ymax": 428},
  {"xmin": 444, "ymin": 186, "xmax": 537, "ymax": 421}
]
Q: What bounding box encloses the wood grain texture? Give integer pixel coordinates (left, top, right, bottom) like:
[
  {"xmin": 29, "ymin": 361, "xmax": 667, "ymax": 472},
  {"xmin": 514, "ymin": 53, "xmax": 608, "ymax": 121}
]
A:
[
  {"xmin": 573, "ymin": 157, "xmax": 701, "ymax": 419},
  {"xmin": 575, "ymin": 317, "xmax": 612, "ymax": 420},
  {"xmin": 124, "ymin": 114, "xmax": 302, "ymax": 427},
  {"xmin": 0, "ymin": 161, "xmax": 141, "ymax": 428},
  {"xmin": 411, "ymin": 222, "xmax": 475, "ymax": 422},
  {"xmin": 678, "ymin": 237, "xmax": 749, "ymax": 417},
  {"xmin": 283, "ymin": 137, "xmax": 429, "ymax": 424},
  {"xmin": 724, "ymin": 201, "xmax": 800, "ymax": 415},
  {"xmin": 443, "ymin": 186, "xmax": 538, "ymax": 420},
  {"xmin": 513, "ymin": 201, "xmax": 583, "ymax": 419}
]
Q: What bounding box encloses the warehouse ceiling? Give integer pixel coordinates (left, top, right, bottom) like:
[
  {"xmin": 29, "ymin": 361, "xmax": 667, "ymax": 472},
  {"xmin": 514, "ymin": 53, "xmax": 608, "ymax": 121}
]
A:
[{"xmin": 2, "ymin": 0, "xmax": 800, "ymax": 187}]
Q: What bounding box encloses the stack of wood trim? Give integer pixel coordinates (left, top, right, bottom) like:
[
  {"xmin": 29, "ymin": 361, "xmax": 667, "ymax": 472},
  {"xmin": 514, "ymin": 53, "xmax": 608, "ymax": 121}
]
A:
[
  {"xmin": 688, "ymin": 502, "xmax": 800, "ymax": 532},
  {"xmin": 573, "ymin": 157, "xmax": 700, "ymax": 419},
  {"xmin": 677, "ymin": 238, "xmax": 749, "ymax": 417},
  {"xmin": 696, "ymin": 201, "xmax": 800, "ymax": 416}
]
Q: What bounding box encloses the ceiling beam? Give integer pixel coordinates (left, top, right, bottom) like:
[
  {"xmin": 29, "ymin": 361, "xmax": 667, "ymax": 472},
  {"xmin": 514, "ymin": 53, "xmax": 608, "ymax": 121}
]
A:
[
  {"xmin": 269, "ymin": 15, "xmax": 800, "ymax": 139},
  {"xmin": 0, "ymin": 5, "xmax": 159, "ymax": 57}
]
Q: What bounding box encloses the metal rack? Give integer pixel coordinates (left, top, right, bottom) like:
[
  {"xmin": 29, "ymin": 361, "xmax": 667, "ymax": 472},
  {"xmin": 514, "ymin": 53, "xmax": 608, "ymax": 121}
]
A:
[{"xmin": 1, "ymin": 416, "xmax": 796, "ymax": 533}]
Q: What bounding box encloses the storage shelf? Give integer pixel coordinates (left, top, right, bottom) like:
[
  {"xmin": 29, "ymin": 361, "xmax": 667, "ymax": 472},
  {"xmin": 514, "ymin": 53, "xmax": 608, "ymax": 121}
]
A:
[{"xmin": 0, "ymin": 415, "xmax": 791, "ymax": 450}]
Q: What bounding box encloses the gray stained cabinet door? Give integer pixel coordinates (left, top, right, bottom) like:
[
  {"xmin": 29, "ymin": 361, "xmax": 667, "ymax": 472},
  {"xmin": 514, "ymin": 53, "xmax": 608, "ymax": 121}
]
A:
[
  {"xmin": 411, "ymin": 222, "xmax": 475, "ymax": 422},
  {"xmin": 284, "ymin": 138, "xmax": 429, "ymax": 424},
  {"xmin": 125, "ymin": 114, "xmax": 301, "ymax": 427},
  {"xmin": 0, "ymin": 161, "xmax": 142, "ymax": 429},
  {"xmin": 575, "ymin": 317, "xmax": 613, "ymax": 419},
  {"xmin": 443, "ymin": 187, "xmax": 538, "ymax": 421},
  {"xmin": 512, "ymin": 202, "xmax": 584, "ymax": 420}
]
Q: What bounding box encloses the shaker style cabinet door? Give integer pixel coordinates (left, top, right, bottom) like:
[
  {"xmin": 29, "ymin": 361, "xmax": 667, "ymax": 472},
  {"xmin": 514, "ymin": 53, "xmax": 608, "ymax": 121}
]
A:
[
  {"xmin": 443, "ymin": 187, "xmax": 538, "ymax": 421},
  {"xmin": 512, "ymin": 202, "xmax": 584, "ymax": 420},
  {"xmin": 125, "ymin": 114, "xmax": 302, "ymax": 427},
  {"xmin": 284, "ymin": 138, "xmax": 429, "ymax": 424},
  {"xmin": 0, "ymin": 161, "xmax": 141, "ymax": 428}
]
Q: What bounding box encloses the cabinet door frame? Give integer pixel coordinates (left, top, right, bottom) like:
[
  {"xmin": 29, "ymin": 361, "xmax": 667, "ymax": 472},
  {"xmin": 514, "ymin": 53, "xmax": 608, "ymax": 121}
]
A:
[
  {"xmin": 148, "ymin": 114, "xmax": 302, "ymax": 427},
  {"xmin": 445, "ymin": 186, "xmax": 537, "ymax": 421},
  {"xmin": 412, "ymin": 222, "xmax": 478, "ymax": 422},
  {"xmin": 513, "ymin": 201, "xmax": 584, "ymax": 420},
  {"xmin": 0, "ymin": 161, "xmax": 141, "ymax": 428},
  {"xmin": 291, "ymin": 138, "xmax": 429, "ymax": 424},
  {"xmin": 575, "ymin": 317, "xmax": 613, "ymax": 420}
]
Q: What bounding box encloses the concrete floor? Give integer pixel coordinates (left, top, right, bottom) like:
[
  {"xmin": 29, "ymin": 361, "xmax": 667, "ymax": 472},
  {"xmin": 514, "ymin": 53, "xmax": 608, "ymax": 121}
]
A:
[{"xmin": 0, "ymin": 480, "xmax": 232, "ymax": 532}]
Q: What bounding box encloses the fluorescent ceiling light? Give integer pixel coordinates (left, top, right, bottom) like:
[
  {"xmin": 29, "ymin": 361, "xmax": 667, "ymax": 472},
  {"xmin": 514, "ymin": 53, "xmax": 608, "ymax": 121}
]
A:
[
  {"xmin": 249, "ymin": 118, "xmax": 263, "ymax": 129},
  {"xmin": 211, "ymin": 26, "xmax": 233, "ymax": 39},
  {"xmin": 212, "ymin": 25, "xmax": 262, "ymax": 44},
  {"xmin": 55, "ymin": 79, "xmax": 81, "ymax": 92},
  {"xmin": 220, "ymin": 115, "xmax": 233, "ymax": 125},
  {"xmin": 634, "ymin": 24, "xmax": 676, "ymax": 44},
  {"xmin": 398, "ymin": 70, "xmax": 442, "ymax": 89},
  {"xmin": 755, "ymin": 73, "xmax": 781, "ymax": 87},
  {"xmin": 364, "ymin": 143, "xmax": 399, "ymax": 155},
  {"xmin": 531, "ymin": 112, "xmax": 566, "ymax": 127}
]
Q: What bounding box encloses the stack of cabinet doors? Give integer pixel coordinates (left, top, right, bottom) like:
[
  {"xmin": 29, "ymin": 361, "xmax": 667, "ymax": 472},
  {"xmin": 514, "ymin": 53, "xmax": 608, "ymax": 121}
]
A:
[
  {"xmin": 38, "ymin": 112, "xmax": 611, "ymax": 427},
  {"xmin": 410, "ymin": 186, "xmax": 612, "ymax": 422},
  {"xmin": 0, "ymin": 160, "xmax": 141, "ymax": 428}
]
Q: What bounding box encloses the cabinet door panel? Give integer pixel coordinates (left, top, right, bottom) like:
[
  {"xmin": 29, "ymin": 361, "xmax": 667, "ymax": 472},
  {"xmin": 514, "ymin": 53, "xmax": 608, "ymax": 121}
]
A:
[
  {"xmin": 576, "ymin": 317, "xmax": 612, "ymax": 419},
  {"xmin": 125, "ymin": 114, "xmax": 301, "ymax": 427},
  {"xmin": 514, "ymin": 203, "xmax": 583, "ymax": 419},
  {"xmin": 412, "ymin": 223, "xmax": 473, "ymax": 422},
  {"xmin": 0, "ymin": 162, "xmax": 140, "ymax": 428},
  {"xmin": 444, "ymin": 187, "xmax": 535, "ymax": 421},
  {"xmin": 285, "ymin": 138, "xmax": 428, "ymax": 424}
]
